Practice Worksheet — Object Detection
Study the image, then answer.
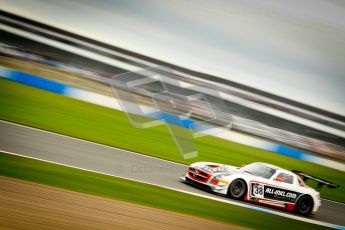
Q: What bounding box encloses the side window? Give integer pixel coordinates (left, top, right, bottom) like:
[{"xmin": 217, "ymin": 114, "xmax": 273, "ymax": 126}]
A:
[
  {"xmin": 276, "ymin": 173, "xmax": 294, "ymax": 184},
  {"xmin": 298, "ymin": 177, "xmax": 306, "ymax": 187}
]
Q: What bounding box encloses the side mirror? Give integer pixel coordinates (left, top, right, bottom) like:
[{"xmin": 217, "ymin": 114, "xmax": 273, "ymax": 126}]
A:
[{"xmin": 274, "ymin": 177, "xmax": 284, "ymax": 182}]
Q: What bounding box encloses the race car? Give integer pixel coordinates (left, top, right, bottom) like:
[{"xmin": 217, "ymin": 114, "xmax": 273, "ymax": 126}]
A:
[{"xmin": 180, "ymin": 162, "xmax": 339, "ymax": 215}]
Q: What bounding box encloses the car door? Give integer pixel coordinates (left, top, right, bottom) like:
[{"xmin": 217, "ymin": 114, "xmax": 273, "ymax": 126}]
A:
[{"xmin": 268, "ymin": 171, "xmax": 301, "ymax": 203}]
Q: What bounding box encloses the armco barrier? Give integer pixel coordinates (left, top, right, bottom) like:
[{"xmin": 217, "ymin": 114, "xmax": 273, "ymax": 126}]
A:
[{"xmin": 1, "ymin": 67, "xmax": 344, "ymax": 171}]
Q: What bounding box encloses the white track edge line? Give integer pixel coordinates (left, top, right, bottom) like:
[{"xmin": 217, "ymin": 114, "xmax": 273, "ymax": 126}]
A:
[
  {"xmin": 1, "ymin": 119, "xmax": 344, "ymax": 205},
  {"xmin": 0, "ymin": 150, "xmax": 344, "ymax": 229},
  {"xmin": 0, "ymin": 119, "xmax": 185, "ymax": 166}
]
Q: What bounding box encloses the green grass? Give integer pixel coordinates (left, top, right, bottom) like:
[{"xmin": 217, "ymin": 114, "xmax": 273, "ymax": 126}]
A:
[
  {"xmin": 0, "ymin": 78, "xmax": 344, "ymax": 203},
  {"xmin": 0, "ymin": 152, "xmax": 330, "ymax": 230}
]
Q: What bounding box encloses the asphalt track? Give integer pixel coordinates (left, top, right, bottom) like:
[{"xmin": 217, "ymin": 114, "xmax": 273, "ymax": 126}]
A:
[{"xmin": 0, "ymin": 120, "xmax": 344, "ymax": 228}]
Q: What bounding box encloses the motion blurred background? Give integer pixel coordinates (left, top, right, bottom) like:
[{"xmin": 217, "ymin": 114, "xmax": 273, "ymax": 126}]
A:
[
  {"xmin": 0, "ymin": 1, "xmax": 345, "ymax": 229},
  {"xmin": 1, "ymin": 0, "xmax": 345, "ymax": 163}
]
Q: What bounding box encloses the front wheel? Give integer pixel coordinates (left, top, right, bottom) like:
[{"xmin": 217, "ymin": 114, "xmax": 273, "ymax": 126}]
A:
[
  {"xmin": 228, "ymin": 179, "xmax": 247, "ymax": 200},
  {"xmin": 295, "ymin": 195, "xmax": 314, "ymax": 215}
]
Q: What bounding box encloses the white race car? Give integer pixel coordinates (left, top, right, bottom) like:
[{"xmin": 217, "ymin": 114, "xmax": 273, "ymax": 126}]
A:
[{"xmin": 180, "ymin": 162, "xmax": 338, "ymax": 215}]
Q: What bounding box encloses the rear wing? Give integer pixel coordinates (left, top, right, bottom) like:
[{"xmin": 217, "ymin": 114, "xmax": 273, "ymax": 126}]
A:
[{"xmin": 292, "ymin": 170, "xmax": 339, "ymax": 190}]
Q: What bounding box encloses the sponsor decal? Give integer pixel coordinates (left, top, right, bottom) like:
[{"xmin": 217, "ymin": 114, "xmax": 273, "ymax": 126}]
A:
[
  {"xmin": 251, "ymin": 183, "xmax": 302, "ymax": 203},
  {"xmin": 262, "ymin": 185, "xmax": 301, "ymax": 202}
]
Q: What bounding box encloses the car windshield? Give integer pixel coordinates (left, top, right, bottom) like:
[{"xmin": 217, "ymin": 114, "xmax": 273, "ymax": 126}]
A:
[{"xmin": 242, "ymin": 163, "xmax": 276, "ymax": 179}]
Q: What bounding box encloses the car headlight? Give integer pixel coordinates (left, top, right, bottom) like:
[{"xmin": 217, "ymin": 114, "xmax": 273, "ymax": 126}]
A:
[{"xmin": 211, "ymin": 174, "xmax": 230, "ymax": 185}]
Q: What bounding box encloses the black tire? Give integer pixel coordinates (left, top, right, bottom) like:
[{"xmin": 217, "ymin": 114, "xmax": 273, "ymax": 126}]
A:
[
  {"xmin": 295, "ymin": 195, "xmax": 314, "ymax": 215},
  {"xmin": 228, "ymin": 179, "xmax": 247, "ymax": 200}
]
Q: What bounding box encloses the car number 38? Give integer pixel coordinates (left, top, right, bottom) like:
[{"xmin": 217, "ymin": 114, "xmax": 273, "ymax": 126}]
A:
[{"xmin": 252, "ymin": 184, "xmax": 264, "ymax": 198}]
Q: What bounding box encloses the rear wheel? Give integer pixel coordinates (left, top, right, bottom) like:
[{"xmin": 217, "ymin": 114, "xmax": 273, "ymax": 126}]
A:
[
  {"xmin": 295, "ymin": 195, "xmax": 313, "ymax": 215},
  {"xmin": 228, "ymin": 179, "xmax": 247, "ymax": 200}
]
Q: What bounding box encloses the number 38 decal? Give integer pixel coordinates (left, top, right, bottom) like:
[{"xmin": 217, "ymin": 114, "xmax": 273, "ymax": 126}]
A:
[{"xmin": 252, "ymin": 184, "xmax": 264, "ymax": 198}]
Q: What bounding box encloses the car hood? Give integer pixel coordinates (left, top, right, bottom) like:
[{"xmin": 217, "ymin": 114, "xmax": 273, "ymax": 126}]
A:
[{"xmin": 191, "ymin": 162, "xmax": 240, "ymax": 175}]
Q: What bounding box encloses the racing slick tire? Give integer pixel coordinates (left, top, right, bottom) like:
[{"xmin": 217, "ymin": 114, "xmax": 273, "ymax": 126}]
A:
[
  {"xmin": 295, "ymin": 195, "xmax": 314, "ymax": 215},
  {"xmin": 228, "ymin": 179, "xmax": 247, "ymax": 200}
]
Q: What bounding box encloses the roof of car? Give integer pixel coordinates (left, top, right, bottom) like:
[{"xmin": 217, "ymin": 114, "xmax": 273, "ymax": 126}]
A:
[{"xmin": 254, "ymin": 162, "xmax": 284, "ymax": 170}]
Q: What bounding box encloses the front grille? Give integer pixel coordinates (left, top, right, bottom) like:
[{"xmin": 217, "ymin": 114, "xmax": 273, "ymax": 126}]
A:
[
  {"xmin": 186, "ymin": 177, "xmax": 212, "ymax": 191},
  {"xmin": 188, "ymin": 172, "xmax": 207, "ymax": 181},
  {"xmin": 188, "ymin": 167, "xmax": 211, "ymax": 182},
  {"xmin": 199, "ymin": 171, "xmax": 209, "ymax": 177}
]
